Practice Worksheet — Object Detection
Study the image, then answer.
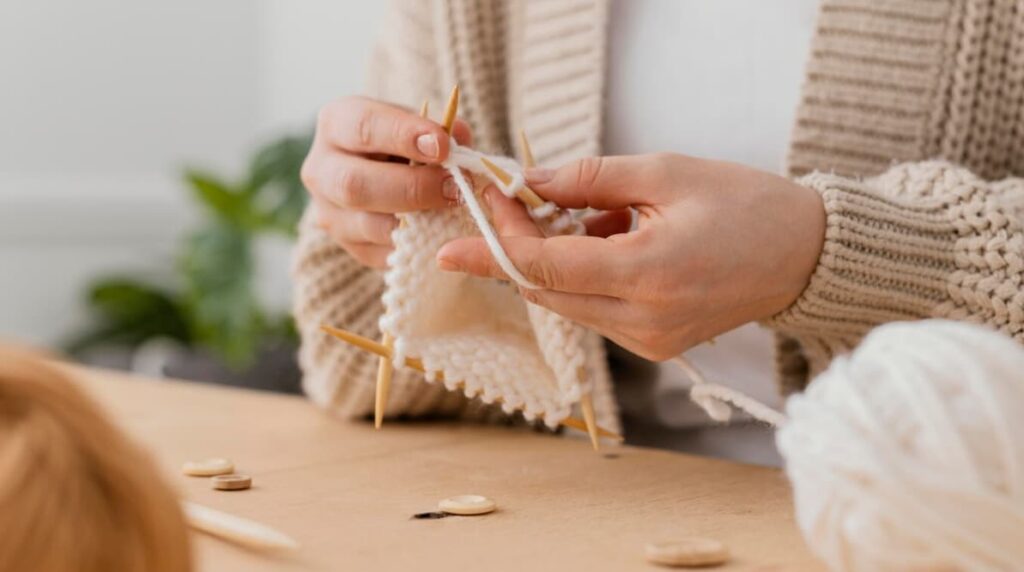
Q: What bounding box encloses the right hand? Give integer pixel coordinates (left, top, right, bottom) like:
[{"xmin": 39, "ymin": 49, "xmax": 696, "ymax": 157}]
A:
[{"xmin": 301, "ymin": 96, "xmax": 472, "ymax": 268}]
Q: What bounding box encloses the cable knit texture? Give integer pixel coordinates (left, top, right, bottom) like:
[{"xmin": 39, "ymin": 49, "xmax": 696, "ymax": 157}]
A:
[{"xmin": 293, "ymin": 0, "xmax": 1024, "ymax": 420}]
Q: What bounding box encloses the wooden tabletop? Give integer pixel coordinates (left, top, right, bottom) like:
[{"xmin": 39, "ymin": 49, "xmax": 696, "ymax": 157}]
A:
[{"xmin": 72, "ymin": 365, "xmax": 823, "ymax": 571}]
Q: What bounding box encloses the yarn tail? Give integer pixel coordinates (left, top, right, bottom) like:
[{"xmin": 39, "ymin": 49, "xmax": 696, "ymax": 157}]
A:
[{"xmin": 671, "ymin": 356, "xmax": 787, "ymax": 427}]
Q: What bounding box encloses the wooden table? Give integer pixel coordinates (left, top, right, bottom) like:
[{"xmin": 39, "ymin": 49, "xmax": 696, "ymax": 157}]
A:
[{"xmin": 73, "ymin": 366, "xmax": 824, "ymax": 571}]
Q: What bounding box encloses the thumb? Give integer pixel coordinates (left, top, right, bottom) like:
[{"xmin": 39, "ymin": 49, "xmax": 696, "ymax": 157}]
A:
[{"xmin": 524, "ymin": 155, "xmax": 654, "ymax": 210}]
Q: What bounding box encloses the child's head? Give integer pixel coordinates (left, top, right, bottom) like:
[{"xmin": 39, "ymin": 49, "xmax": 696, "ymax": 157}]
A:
[{"xmin": 0, "ymin": 346, "xmax": 192, "ymax": 572}]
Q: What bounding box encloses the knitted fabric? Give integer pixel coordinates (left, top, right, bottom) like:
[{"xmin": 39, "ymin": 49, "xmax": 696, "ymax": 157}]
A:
[
  {"xmin": 379, "ymin": 142, "xmax": 614, "ymax": 429},
  {"xmin": 292, "ymin": 0, "xmax": 1024, "ymax": 423}
]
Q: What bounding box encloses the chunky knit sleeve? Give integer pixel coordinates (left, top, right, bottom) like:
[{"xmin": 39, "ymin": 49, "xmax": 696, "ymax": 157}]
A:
[{"xmin": 766, "ymin": 161, "xmax": 1024, "ymax": 390}]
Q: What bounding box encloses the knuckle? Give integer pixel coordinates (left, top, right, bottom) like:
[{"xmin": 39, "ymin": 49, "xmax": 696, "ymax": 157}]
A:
[
  {"xmin": 650, "ymin": 152, "xmax": 681, "ymax": 180},
  {"xmin": 315, "ymin": 103, "xmax": 335, "ymax": 132},
  {"xmin": 317, "ymin": 97, "xmax": 351, "ymax": 133},
  {"xmin": 525, "ymin": 255, "xmax": 561, "ymax": 290},
  {"xmin": 299, "ymin": 156, "xmax": 318, "ymax": 192},
  {"xmin": 335, "ymin": 168, "xmax": 365, "ymax": 207},
  {"xmin": 392, "ymin": 117, "xmax": 410, "ymax": 153},
  {"xmin": 403, "ymin": 169, "xmax": 428, "ymax": 209},
  {"xmin": 573, "ymin": 156, "xmax": 606, "ymax": 192},
  {"xmin": 355, "ymin": 107, "xmax": 375, "ymax": 148},
  {"xmin": 314, "ymin": 209, "xmax": 330, "ymax": 230}
]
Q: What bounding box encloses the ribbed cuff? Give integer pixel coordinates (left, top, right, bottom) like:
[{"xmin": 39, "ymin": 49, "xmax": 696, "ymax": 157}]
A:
[{"xmin": 765, "ymin": 171, "xmax": 958, "ymax": 345}]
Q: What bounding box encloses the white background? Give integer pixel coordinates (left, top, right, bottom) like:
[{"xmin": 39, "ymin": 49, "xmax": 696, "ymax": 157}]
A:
[{"xmin": 0, "ymin": 1, "xmax": 386, "ymax": 345}]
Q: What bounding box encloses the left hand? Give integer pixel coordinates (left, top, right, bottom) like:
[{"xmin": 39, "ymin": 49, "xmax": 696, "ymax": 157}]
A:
[{"xmin": 436, "ymin": 153, "xmax": 826, "ymax": 361}]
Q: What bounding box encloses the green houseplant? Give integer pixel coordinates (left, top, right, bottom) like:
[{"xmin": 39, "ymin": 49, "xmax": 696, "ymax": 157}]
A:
[{"xmin": 66, "ymin": 133, "xmax": 313, "ymax": 390}]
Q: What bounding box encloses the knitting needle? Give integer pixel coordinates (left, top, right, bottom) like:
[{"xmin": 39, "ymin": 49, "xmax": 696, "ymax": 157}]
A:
[
  {"xmin": 441, "ymin": 84, "xmax": 460, "ymax": 134},
  {"xmin": 375, "ymin": 87, "xmax": 460, "ymax": 429},
  {"xmin": 518, "ymin": 129, "xmax": 536, "ymax": 170},
  {"xmin": 375, "ymin": 100, "xmax": 431, "ymax": 430},
  {"xmin": 183, "ymin": 502, "xmax": 299, "ymax": 551},
  {"xmin": 321, "ymin": 324, "xmax": 623, "ymax": 441},
  {"xmin": 479, "ymin": 156, "xmax": 548, "ymax": 209},
  {"xmin": 517, "ymin": 131, "xmax": 601, "ymax": 451}
]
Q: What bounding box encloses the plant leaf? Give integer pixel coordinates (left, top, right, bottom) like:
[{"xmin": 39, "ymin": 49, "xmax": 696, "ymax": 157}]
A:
[
  {"xmin": 185, "ymin": 170, "xmax": 250, "ymax": 225},
  {"xmin": 181, "ymin": 222, "xmax": 262, "ymax": 367},
  {"xmin": 245, "ymin": 132, "xmax": 313, "ymax": 236},
  {"xmin": 64, "ymin": 278, "xmax": 191, "ymax": 355}
]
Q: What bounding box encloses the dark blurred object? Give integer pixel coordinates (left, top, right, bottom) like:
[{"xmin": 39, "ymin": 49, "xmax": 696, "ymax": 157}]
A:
[{"xmin": 65, "ymin": 133, "xmax": 312, "ymax": 393}]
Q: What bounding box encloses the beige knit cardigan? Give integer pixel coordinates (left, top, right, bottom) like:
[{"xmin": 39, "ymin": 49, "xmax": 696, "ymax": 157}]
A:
[{"xmin": 293, "ymin": 0, "xmax": 1024, "ymax": 420}]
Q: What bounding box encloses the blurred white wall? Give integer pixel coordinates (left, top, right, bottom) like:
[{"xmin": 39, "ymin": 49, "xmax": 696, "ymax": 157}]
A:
[{"xmin": 0, "ymin": 1, "xmax": 385, "ymax": 345}]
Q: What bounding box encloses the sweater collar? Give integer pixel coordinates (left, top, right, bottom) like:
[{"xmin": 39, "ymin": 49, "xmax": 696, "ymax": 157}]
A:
[{"xmin": 505, "ymin": 0, "xmax": 609, "ymax": 166}]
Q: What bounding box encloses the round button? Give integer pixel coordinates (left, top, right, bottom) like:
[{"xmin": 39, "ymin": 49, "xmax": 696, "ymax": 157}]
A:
[
  {"xmin": 645, "ymin": 537, "xmax": 729, "ymax": 568},
  {"xmin": 182, "ymin": 458, "xmax": 234, "ymax": 477},
  {"xmin": 212, "ymin": 474, "xmax": 252, "ymax": 491},
  {"xmin": 438, "ymin": 494, "xmax": 496, "ymax": 516}
]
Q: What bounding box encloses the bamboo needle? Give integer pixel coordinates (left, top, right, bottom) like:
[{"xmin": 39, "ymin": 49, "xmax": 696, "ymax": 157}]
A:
[
  {"xmin": 441, "ymin": 84, "xmax": 460, "ymax": 133},
  {"xmin": 479, "ymin": 156, "xmax": 548, "ymax": 209},
  {"xmin": 375, "ymin": 87, "xmax": 460, "ymax": 429},
  {"xmin": 375, "ymin": 100, "xmax": 431, "ymax": 429},
  {"xmin": 518, "ymin": 129, "xmax": 536, "ymax": 171},
  {"xmin": 184, "ymin": 502, "xmax": 298, "ymax": 551},
  {"xmin": 322, "ymin": 324, "xmax": 623, "ymax": 441},
  {"xmin": 518, "ymin": 130, "xmax": 601, "ymax": 451}
]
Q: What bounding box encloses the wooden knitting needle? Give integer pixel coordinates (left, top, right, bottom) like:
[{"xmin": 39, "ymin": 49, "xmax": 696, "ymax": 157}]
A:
[
  {"xmin": 518, "ymin": 131, "xmax": 601, "ymax": 451},
  {"xmin": 321, "ymin": 324, "xmax": 623, "ymax": 441},
  {"xmin": 375, "ymin": 100, "xmax": 431, "ymax": 429},
  {"xmin": 441, "ymin": 84, "xmax": 460, "ymax": 134},
  {"xmin": 518, "ymin": 129, "xmax": 536, "ymax": 170},
  {"xmin": 375, "ymin": 87, "xmax": 461, "ymax": 429},
  {"xmin": 183, "ymin": 502, "xmax": 299, "ymax": 551},
  {"xmin": 479, "ymin": 156, "xmax": 548, "ymax": 209}
]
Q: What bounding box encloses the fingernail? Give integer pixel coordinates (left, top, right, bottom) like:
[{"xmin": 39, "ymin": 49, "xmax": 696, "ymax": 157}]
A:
[
  {"xmin": 442, "ymin": 177, "xmax": 459, "ymax": 202},
  {"xmin": 525, "ymin": 167, "xmax": 554, "ymax": 185},
  {"xmin": 416, "ymin": 134, "xmax": 439, "ymax": 159}
]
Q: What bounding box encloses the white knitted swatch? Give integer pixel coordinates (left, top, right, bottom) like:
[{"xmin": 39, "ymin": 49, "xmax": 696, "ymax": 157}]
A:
[{"xmin": 379, "ymin": 143, "xmax": 616, "ymax": 431}]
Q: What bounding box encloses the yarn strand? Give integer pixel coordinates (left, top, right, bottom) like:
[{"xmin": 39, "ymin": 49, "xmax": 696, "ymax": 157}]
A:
[
  {"xmin": 670, "ymin": 356, "xmax": 787, "ymax": 427},
  {"xmin": 444, "ymin": 161, "xmax": 539, "ymax": 290},
  {"xmin": 441, "ymin": 139, "xmax": 587, "ymax": 290}
]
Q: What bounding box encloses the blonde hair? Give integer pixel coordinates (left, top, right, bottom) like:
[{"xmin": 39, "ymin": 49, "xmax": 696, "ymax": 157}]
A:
[{"xmin": 0, "ymin": 346, "xmax": 192, "ymax": 572}]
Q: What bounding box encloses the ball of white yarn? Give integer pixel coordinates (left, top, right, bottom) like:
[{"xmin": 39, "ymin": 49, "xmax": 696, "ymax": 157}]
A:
[{"xmin": 777, "ymin": 320, "xmax": 1024, "ymax": 572}]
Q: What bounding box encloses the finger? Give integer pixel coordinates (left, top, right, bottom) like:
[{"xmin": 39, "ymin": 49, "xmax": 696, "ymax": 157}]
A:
[
  {"xmin": 519, "ymin": 288, "xmax": 626, "ymax": 332},
  {"xmin": 436, "ymin": 234, "xmax": 634, "ymax": 296},
  {"xmin": 310, "ymin": 152, "xmax": 457, "ymax": 213},
  {"xmin": 484, "ymin": 186, "xmax": 542, "ymax": 238},
  {"xmin": 582, "ymin": 209, "xmax": 632, "ymax": 238},
  {"xmin": 345, "ymin": 242, "xmax": 393, "ymax": 269},
  {"xmin": 318, "ymin": 96, "xmax": 451, "ymax": 163},
  {"xmin": 524, "ymin": 155, "xmax": 659, "ymax": 210},
  {"xmin": 311, "ymin": 199, "xmax": 392, "ymax": 246},
  {"xmin": 451, "ymin": 119, "xmax": 473, "ymax": 147}
]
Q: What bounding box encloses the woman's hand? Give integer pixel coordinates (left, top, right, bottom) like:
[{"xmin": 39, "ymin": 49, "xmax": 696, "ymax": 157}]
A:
[
  {"xmin": 301, "ymin": 96, "xmax": 472, "ymax": 268},
  {"xmin": 436, "ymin": 153, "xmax": 826, "ymax": 361}
]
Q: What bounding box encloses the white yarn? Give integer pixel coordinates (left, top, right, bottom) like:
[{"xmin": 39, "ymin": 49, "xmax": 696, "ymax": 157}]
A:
[
  {"xmin": 670, "ymin": 356, "xmax": 786, "ymax": 427},
  {"xmin": 379, "ymin": 142, "xmax": 621, "ymax": 432},
  {"xmin": 444, "ymin": 162, "xmax": 539, "ymax": 290},
  {"xmin": 777, "ymin": 320, "xmax": 1024, "ymax": 572},
  {"xmin": 441, "ymin": 140, "xmax": 587, "ymax": 291}
]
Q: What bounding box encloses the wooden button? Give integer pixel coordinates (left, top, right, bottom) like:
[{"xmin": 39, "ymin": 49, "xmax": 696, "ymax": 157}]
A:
[
  {"xmin": 182, "ymin": 458, "xmax": 234, "ymax": 477},
  {"xmin": 645, "ymin": 537, "xmax": 729, "ymax": 568},
  {"xmin": 212, "ymin": 474, "xmax": 252, "ymax": 491},
  {"xmin": 438, "ymin": 494, "xmax": 496, "ymax": 515}
]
